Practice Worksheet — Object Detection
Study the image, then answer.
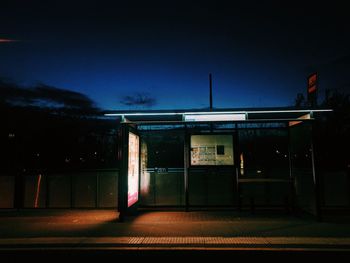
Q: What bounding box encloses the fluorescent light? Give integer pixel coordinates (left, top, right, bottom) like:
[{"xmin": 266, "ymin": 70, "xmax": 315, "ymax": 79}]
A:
[{"xmin": 184, "ymin": 114, "xmax": 246, "ymax": 122}]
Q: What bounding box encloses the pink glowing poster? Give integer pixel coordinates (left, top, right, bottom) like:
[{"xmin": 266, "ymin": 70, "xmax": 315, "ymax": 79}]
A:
[{"xmin": 128, "ymin": 132, "xmax": 139, "ymax": 207}]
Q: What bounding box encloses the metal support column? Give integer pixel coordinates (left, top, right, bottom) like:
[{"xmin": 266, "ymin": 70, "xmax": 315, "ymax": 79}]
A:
[
  {"xmin": 96, "ymin": 172, "xmax": 99, "ymax": 208},
  {"xmin": 234, "ymin": 129, "xmax": 241, "ymax": 211},
  {"xmin": 287, "ymin": 127, "xmax": 296, "ymax": 213},
  {"xmin": 117, "ymin": 123, "xmax": 129, "ymax": 221},
  {"xmin": 184, "ymin": 127, "xmax": 189, "ymax": 211},
  {"xmin": 310, "ymin": 121, "xmax": 322, "ymax": 221},
  {"xmin": 236, "ymin": 167, "xmax": 241, "ymax": 211}
]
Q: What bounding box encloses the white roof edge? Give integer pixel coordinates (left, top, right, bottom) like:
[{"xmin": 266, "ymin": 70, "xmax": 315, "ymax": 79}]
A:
[{"xmin": 104, "ymin": 109, "xmax": 333, "ymax": 116}]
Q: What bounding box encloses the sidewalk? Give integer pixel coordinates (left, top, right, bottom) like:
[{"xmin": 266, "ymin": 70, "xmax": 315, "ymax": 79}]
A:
[{"xmin": 1, "ymin": 209, "xmax": 350, "ymax": 258}]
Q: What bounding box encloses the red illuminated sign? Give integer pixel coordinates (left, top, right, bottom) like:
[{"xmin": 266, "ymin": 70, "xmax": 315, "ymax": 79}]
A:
[
  {"xmin": 308, "ymin": 73, "xmax": 317, "ymax": 94},
  {"xmin": 307, "ymin": 73, "xmax": 317, "ymax": 106}
]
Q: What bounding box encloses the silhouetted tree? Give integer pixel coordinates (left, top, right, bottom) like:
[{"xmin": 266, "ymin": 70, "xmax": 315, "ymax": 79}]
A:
[
  {"xmin": 120, "ymin": 92, "xmax": 156, "ymax": 108},
  {"xmin": 0, "ymin": 79, "xmax": 101, "ymax": 116},
  {"xmin": 314, "ymin": 89, "xmax": 350, "ymax": 170},
  {"xmin": 0, "ymin": 78, "xmax": 118, "ymax": 171},
  {"xmin": 294, "ymin": 93, "xmax": 306, "ymax": 108}
]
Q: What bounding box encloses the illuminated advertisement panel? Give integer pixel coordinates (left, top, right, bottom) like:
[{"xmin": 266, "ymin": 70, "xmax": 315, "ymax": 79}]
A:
[
  {"xmin": 128, "ymin": 132, "xmax": 139, "ymax": 207},
  {"xmin": 190, "ymin": 135, "xmax": 234, "ymax": 165}
]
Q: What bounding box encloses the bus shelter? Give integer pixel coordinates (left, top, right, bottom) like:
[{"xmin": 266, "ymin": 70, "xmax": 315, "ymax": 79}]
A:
[{"xmin": 105, "ymin": 108, "xmax": 332, "ymax": 220}]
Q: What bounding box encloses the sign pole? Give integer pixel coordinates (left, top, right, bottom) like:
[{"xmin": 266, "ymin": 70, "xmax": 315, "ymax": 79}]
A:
[{"xmin": 209, "ymin": 73, "xmax": 213, "ymax": 110}]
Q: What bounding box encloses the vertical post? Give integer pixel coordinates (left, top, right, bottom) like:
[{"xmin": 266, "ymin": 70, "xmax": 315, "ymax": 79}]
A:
[
  {"xmin": 287, "ymin": 127, "xmax": 296, "ymax": 213},
  {"xmin": 209, "ymin": 73, "xmax": 214, "ymax": 132},
  {"xmin": 118, "ymin": 123, "xmax": 129, "ymax": 221},
  {"xmin": 234, "ymin": 130, "xmax": 241, "ymax": 210},
  {"xmin": 236, "ymin": 167, "xmax": 241, "ymax": 211},
  {"xmin": 70, "ymin": 174, "xmax": 74, "ymax": 208},
  {"xmin": 209, "ymin": 73, "xmax": 213, "ymax": 111},
  {"xmin": 310, "ymin": 122, "xmax": 322, "ymax": 221},
  {"xmin": 184, "ymin": 127, "xmax": 189, "ymax": 211},
  {"xmin": 96, "ymin": 172, "xmax": 99, "ymax": 208},
  {"xmin": 153, "ymin": 168, "xmax": 156, "ymax": 205},
  {"xmin": 45, "ymin": 173, "xmax": 50, "ymax": 208},
  {"xmin": 347, "ymin": 164, "xmax": 350, "ymax": 209}
]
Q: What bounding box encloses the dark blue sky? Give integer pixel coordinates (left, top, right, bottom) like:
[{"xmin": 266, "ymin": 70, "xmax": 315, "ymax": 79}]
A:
[{"xmin": 1, "ymin": 0, "xmax": 349, "ymax": 110}]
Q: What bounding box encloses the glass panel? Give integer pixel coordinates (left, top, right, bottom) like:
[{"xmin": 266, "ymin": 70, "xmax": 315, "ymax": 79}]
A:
[
  {"xmin": 240, "ymin": 183, "xmax": 291, "ymax": 206},
  {"xmin": 207, "ymin": 169, "xmax": 234, "ymax": 205},
  {"xmin": 48, "ymin": 174, "xmax": 71, "ymax": 208},
  {"xmin": 290, "ymin": 123, "xmax": 315, "ymax": 214},
  {"xmin": 322, "ymin": 171, "xmax": 348, "ymax": 206},
  {"xmin": 0, "ymin": 175, "xmax": 15, "ymax": 208},
  {"xmin": 239, "ymin": 129, "xmax": 289, "ymax": 178},
  {"xmin": 98, "ymin": 171, "xmax": 118, "ymax": 208},
  {"xmin": 188, "ymin": 170, "xmax": 207, "ymax": 205},
  {"xmin": 237, "ymin": 122, "xmax": 286, "ymax": 129},
  {"xmin": 154, "ymin": 172, "xmax": 184, "ymax": 205},
  {"xmin": 72, "ymin": 173, "xmax": 96, "ymax": 207},
  {"xmin": 140, "ymin": 131, "xmax": 184, "ymax": 206},
  {"xmin": 189, "ymin": 168, "xmax": 235, "ymax": 206},
  {"xmin": 238, "ymin": 129, "xmax": 290, "ymax": 206},
  {"xmin": 138, "ymin": 124, "xmax": 185, "ymax": 131}
]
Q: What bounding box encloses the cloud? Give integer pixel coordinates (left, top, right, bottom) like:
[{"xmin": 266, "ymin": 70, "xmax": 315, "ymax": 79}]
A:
[
  {"xmin": 120, "ymin": 92, "xmax": 156, "ymax": 108},
  {"xmin": 34, "ymin": 83, "xmax": 96, "ymax": 109},
  {"xmin": 0, "ymin": 78, "xmax": 99, "ymax": 113},
  {"xmin": 0, "ymin": 38, "xmax": 19, "ymax": 43}
]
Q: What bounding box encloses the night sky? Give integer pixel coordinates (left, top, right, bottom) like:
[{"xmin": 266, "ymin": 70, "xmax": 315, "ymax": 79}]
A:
[{"xmin": 1, "ymin": 0, "xmax": 349, "ymax": 110}]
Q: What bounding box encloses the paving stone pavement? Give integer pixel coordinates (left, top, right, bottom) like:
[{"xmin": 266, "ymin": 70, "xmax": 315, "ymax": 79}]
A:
[{"xmin": 0, "ymin": 210, "xmax": 350, "ymax": 251}]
